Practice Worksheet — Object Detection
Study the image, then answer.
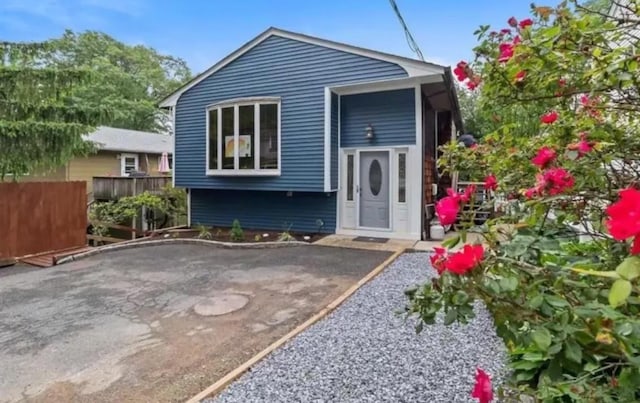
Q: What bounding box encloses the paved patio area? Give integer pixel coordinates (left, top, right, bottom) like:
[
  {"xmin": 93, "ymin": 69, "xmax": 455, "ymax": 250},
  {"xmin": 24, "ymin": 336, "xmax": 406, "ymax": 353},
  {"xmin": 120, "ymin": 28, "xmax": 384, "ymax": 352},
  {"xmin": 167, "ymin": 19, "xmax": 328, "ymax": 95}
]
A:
[{"xmin": 0, "ymin": 244, "xmax": 391, "ymax": 403}]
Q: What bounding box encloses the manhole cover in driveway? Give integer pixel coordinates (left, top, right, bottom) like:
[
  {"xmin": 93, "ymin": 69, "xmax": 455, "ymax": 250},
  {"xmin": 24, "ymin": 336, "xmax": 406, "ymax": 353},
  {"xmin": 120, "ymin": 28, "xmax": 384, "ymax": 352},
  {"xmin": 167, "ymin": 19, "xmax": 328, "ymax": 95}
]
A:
[{"xmin": 194, "ymin": 294, "xmax": 249, "ymax": 316}]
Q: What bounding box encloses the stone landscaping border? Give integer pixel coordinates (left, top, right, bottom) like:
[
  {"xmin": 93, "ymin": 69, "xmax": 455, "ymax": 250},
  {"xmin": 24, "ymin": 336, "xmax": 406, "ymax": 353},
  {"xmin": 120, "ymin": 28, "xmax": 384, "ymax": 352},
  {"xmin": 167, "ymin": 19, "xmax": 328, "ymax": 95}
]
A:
[{"xmin": 56, "ymin": 238, "xmax": 309, "ymax": 265}]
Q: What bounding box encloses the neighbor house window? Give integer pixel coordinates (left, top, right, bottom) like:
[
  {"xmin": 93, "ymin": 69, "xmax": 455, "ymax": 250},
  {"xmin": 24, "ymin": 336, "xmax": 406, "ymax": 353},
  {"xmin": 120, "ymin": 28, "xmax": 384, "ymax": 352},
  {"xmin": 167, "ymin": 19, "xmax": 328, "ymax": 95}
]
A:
[
  {"xmin": 398, "ymin": 153, "xmax": 406, "ymax": 203},
  {"xmin": 121, "ymin": 153, "xmax": 139, "ymax": 176},
  {"xmin": 207, "ymin": 98, "xmax": 280, "ymax": 174}
]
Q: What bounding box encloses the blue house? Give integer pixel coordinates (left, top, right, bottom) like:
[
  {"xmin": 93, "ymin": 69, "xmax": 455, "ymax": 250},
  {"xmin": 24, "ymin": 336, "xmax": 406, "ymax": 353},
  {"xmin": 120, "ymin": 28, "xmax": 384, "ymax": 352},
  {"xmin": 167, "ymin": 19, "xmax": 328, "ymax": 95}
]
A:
[{"xmin": 160, "ymin": 28, "xmax": 462, "ymax": 240}]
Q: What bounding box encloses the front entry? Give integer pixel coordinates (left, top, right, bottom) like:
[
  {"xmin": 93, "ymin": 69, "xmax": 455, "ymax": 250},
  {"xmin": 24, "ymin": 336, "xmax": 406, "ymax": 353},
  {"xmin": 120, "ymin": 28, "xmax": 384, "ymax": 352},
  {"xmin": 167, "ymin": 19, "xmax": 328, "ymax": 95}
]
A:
[{"xmin": 359, "ymin": 151, "xmax": 390, "ymax": 229}]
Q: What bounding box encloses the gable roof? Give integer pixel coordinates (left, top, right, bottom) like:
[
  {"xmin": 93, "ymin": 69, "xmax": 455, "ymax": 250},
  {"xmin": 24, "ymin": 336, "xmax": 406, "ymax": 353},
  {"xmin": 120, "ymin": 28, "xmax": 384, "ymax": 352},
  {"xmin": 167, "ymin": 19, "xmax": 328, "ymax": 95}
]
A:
[
  {"xmin": 86, "ymin": 126, "xmax": 172, "ymax": 154},
  {"xmin": 159, "ymin": 27, "xmax": 447, "ymax": 108}
]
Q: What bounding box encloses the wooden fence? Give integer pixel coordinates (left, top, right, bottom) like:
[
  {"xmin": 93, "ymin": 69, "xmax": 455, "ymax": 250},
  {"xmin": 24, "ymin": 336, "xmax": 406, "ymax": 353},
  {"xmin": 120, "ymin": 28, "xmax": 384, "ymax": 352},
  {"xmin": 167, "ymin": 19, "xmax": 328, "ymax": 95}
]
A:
[
  {"xmin": 92, "ymin": 176, "xmax": 172, "ymax": 201},
  {"xmin": 0, "ymin": 182, "xmax": 87, "ymax": 259}
]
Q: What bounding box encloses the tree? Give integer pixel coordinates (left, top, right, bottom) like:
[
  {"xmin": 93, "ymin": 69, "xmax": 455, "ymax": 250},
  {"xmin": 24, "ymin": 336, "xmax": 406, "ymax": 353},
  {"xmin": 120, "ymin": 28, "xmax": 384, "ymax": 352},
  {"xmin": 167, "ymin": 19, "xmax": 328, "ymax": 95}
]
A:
[
  {"xmin": 0, "ymin": 41, "xmax": 105, "ymax": 180},
  {"xmin": 409, "ymin": 1, "xmax": 640, "ymax": 401},
  {"xmin": 39, "ymin": 30, "xmax": 192, "ymax": 132}
]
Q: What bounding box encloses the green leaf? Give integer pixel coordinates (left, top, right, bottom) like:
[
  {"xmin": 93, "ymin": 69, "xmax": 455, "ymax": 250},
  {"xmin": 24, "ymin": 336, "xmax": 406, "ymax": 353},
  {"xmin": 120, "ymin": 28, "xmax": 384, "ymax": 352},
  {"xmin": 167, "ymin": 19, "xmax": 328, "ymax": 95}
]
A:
[
  {"xmin": 532, "ymin": 328, "xmax": 552, "ymax": 351},
  {"xmin": 545, "ymin": 295, "xmax": 570, "ymax": 308},
  {"xmin": 548, "ymin": 342, "xmax": 563, "ymax": 355},
  {"xmin": 528, "ymin": 294, "xmax": 544, "ymax": 309},
  {"xmin": 609, "ymin": 279, "xmax": 632, "ymax": 307},
  {"xmin": 441, "ymin": 235, "xmax": 460, "ymax": 249},
  {"xmin": 444, "ymin": 309, "xmax": 457, "ymax": 325},
  {"xmin": 615, "ymin": 322, "xmax": 634, "ymax": 336},
  {"xmin": 563, "ymin": 339, "xmax": 582, "ymax": 363},
  {"xmin": 619, "ymin": 368, "xmax": 640, "ymax": 389},
  {"xmin": 499, "ymin": 276, "xmax": 518, "ymax": 292},
  {"xmin": 515, "ymin": 371, "xmax": 536, "ymax": 382},
  {"xmin": 584, "ymin": 362, "xmax": 599, "ymax": 372},
  {"xmin": 522, "ymin": 351, "xmax": 545, "ymax": 361},
  {"xmin": 511, "ymin": 360, "xmax": 542, "ymax": 370},
  {"xmin": 615, "ymin": 256, "xmax": 640, "ymax": 280}
]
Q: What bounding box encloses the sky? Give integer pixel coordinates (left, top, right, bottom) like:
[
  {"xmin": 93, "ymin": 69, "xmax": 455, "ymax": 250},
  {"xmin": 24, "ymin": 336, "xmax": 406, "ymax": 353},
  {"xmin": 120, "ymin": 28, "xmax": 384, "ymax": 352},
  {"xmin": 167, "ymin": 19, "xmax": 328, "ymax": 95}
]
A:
[{"xmin": 0, "ymin": 0, "xmax": 535, "ymax": 74}]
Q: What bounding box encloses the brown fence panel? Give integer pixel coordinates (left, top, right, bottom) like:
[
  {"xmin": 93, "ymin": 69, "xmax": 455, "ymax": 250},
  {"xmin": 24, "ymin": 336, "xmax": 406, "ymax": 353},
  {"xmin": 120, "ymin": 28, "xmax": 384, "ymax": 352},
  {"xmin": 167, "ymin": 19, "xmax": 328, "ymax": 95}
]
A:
[{"xmin": 0, "ymin": 182, "xmax": 87, "ymax": 259}]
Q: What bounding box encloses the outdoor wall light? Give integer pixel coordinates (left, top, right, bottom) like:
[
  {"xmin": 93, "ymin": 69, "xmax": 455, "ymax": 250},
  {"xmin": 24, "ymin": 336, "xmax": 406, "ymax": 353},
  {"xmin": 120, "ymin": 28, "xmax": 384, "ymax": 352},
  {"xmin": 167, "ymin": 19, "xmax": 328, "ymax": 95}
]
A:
[{"xmin": 365, "ymin": 124, "xmax": 374, "ymax": 140}]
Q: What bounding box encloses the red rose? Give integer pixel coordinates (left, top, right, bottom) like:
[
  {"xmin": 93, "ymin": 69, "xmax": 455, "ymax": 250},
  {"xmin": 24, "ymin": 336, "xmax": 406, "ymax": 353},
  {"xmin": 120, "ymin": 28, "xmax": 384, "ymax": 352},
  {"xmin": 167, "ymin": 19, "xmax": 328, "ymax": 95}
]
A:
[
  {"xmin": 524, "ymin": 187, "xmax": 538, "ymax": 199},
  {"xmin": 514, "ymin": 70, "xmax": 526, "ymax": 83},
  {"xmin": 484, "ymin": 174, "xmax": 498, "ymax": 191},
  {"xmin": 531, "ymin": 146, "xmax": 556, "ymax": 168},
  {"xmin": 500, "ymin": 28, "xmax": 511, "ymax": 34},
  {"xmin": 568, "ymin": 132, "xmax": 594, "ymax": 157},
  {"xmin": 460, "ymin": 184, "xmax": 477, "ymax": 203},
  {"xmin": 542, "ymin": 168, "xmax": 575, "ymax": 195},
  {"xmin": 467, "ymin": 80, "xmax": 478, "ymax": 90},
  {"xmin": 519, "ymin": 18, "xmax": 533, "ymax": 29},
  {"xmin": 471, "ymin": 368, "xmax": 494, "ymax": 403},
  {"xmin": 445, "ymin": 244, "xmax": 484, "ymax": 275},
  {"xmin": 454, "ymin": 61, "xmax": 468, "ymax": 81},
  {"xmin": 507, "ymin": 16, "xmax": 518, "ymax": 27},
  {"xmin": 430, "ymin": 247, "xmax": 448, "ymax": 275},
  {"xmin": 606, "ymin": 188, "xmax": 640, "ymax": 254},
  {"xmin": 540, "ymin": 110, "xmax": 558, "ymax": 124},
  {"xmin": 498, "ymin": 43, "xmax": 514, "ymax": 63},
  {"xmin": 436, "ymin": 196, "xmax": 460, "ymax": 225},
  {"xmin": 513, "ymin": 35, "xmax": 522, "ymax": 45}
]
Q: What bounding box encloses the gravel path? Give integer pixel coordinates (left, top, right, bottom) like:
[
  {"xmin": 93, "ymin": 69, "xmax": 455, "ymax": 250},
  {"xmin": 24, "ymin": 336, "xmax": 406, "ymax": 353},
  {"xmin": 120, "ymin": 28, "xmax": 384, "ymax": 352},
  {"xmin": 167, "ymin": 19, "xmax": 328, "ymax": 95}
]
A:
[{"xmin": 206, "ymin": 252, "xmax": 508, "ymax": 403}]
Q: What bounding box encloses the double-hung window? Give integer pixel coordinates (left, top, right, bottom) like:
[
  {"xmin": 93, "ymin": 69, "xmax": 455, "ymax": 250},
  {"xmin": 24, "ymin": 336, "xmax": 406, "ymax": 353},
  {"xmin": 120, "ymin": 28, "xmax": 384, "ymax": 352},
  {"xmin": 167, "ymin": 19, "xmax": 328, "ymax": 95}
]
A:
[{"xmin": 207, "ymin": 97, "xmax": 280, "ymax": 175}]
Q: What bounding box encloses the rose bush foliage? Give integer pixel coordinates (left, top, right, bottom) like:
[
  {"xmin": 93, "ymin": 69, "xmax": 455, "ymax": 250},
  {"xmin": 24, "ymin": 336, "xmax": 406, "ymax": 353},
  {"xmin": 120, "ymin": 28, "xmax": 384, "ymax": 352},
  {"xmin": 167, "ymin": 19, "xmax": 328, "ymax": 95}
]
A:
[{"xmin": 406, "ymin": 1, "xmax": 640, "ymax": 401}]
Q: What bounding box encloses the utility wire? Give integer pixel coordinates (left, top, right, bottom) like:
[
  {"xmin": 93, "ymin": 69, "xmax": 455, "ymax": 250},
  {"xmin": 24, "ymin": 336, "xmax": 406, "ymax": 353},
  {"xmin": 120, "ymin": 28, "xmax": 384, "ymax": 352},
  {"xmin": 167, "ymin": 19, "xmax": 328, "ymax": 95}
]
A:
[{"xmin": 388, "ymin": 0, "xmax": 425, "ymax": 61}]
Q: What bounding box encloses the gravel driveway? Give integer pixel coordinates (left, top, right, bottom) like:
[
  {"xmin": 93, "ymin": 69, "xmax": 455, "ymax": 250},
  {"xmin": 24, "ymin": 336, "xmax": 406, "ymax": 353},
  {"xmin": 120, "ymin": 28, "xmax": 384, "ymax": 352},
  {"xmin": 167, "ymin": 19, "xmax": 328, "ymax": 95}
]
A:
[{"xmin": 207, "ymin": 252, "xmax": 508, "ymax": 403}]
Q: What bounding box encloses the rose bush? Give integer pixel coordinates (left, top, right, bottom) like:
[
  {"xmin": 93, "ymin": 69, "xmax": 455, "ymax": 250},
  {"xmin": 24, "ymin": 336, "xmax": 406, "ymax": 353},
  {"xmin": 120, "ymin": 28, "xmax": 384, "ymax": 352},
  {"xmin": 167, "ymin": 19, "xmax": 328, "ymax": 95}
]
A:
[{"xmin": 406, "ymin": 1, "xmax": 640, "ymax": 401}]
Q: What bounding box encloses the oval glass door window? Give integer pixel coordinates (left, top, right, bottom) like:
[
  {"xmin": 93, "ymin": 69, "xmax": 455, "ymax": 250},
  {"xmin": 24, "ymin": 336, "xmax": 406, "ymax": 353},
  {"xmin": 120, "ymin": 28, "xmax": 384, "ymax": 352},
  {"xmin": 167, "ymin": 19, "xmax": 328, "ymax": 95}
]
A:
[{"xmin": 369, "ymin": 159, "xmax": 382, "ymax": 196}]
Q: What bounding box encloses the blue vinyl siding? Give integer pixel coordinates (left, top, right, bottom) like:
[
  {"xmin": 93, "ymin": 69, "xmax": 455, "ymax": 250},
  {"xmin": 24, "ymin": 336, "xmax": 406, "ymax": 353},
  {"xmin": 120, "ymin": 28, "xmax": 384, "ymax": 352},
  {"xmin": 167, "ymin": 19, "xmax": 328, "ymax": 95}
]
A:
[
  {"xmin": 340, "ymin": 88, "xmax": 416, "ymax": 147},
  {"xmin": 190, "ymin": 189, "xmax": 336, "ymax": 233},
  {"xmin": 175, "ymin": 35, "xmax": 407, "ymax": 192},
  {"xmin": 330, "ymin": 92, "xmax": 339, "ymax": 190}
]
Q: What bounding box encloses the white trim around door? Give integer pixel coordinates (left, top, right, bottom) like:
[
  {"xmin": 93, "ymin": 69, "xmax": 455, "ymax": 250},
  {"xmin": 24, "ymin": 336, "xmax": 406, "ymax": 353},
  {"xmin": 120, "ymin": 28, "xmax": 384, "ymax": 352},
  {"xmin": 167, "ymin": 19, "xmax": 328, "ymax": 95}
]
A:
[{"xmin": 337, "ymin": 145, "xmax": 420, "ymax": 240}]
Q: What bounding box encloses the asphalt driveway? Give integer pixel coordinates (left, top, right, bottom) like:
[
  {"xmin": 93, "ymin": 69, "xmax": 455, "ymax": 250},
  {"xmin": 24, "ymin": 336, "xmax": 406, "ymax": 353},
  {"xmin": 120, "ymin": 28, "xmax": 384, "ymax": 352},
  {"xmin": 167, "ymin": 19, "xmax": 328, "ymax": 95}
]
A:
[{"xmin": 0, "ymin": 244, "xmax": 391, "ymax": 403}]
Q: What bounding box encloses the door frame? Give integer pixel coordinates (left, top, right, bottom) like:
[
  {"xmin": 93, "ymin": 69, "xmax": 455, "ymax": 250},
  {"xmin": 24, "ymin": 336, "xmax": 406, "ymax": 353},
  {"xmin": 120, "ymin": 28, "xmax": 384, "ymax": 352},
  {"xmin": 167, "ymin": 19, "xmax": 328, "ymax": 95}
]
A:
[
  {"xmin": 355, "ymin": 148, "xmax": 392, "ymax": 231},
  {"xmin": 337, "ymin": 145, "xmax": 419, "ymax": 240}
]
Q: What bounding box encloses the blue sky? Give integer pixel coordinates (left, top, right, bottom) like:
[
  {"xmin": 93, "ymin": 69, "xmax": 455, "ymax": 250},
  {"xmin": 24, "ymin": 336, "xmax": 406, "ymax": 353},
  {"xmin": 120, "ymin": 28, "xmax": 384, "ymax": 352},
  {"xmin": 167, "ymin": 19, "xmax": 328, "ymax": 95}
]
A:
[{"xmin": 0, "ymin": 0, "xmax": 534, "ymax": 73}]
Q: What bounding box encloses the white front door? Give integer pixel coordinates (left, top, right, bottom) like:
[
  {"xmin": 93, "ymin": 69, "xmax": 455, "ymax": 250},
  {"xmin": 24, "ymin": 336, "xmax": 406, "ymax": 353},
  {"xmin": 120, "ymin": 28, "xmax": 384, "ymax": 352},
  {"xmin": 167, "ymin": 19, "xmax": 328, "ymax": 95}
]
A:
[{"xmin": 358, "ymin": 151, "xmax": 390, "ymax": 229}]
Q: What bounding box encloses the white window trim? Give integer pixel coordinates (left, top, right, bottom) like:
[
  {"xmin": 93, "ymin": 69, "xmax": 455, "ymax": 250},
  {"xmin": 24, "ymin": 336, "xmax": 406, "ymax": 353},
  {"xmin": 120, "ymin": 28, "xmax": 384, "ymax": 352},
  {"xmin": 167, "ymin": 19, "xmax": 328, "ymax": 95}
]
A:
[
  {"xmin": 120, "ymin": 153, "xmax": 139, "ymax": 176},
  {"xmin": 205, "ymin": 97, "xmax": 281, "ymax": 176}
]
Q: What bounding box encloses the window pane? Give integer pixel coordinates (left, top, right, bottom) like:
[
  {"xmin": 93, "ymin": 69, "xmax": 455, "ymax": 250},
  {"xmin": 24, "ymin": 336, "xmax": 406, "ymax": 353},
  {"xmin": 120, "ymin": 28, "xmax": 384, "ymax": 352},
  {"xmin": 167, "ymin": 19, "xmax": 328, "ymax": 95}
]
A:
[
  {"xmin": 124, "ymin": 157, "xmax": 136, "ymax": 175},
  {"xmin": 221, "ymin": 107, "xmax": 234, "ymax": 169},
  {"xmin": 398, "ymin": 153, "xmax": 406, "ymax": 203},
  {"xmin": 239, "ymin": 105, "xmax": 255, "ymax": 170},
  {"xmin": 259, "ymin": 104, "xmax": 278, "ymax": 169},
  {"xmin": 208, "ymin": 109, "xmax": 218, "ymax": 170},
  {"xmin": 347, "ymin": 154, "xmax": 354, "ymax": 201}
]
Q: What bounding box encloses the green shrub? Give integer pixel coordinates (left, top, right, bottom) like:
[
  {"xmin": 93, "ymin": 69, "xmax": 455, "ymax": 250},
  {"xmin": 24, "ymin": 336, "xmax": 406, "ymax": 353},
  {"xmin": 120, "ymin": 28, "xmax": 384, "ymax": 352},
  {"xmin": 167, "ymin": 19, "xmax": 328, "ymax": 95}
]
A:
[
  {"xmin": 229, "ymin": 219, "xmax": 244, "ymax": 242},
  {"xmin": 196, "ymin": 224, "xmax": 212, "ymax": 240}
]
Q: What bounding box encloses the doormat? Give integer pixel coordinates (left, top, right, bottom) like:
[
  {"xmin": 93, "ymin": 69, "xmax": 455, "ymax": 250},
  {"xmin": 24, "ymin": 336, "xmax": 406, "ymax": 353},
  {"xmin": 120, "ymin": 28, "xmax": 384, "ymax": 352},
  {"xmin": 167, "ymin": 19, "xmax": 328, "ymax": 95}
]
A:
[{"xmin": 352, "ymin": 236, "xmax": 389, "ymax": 244}]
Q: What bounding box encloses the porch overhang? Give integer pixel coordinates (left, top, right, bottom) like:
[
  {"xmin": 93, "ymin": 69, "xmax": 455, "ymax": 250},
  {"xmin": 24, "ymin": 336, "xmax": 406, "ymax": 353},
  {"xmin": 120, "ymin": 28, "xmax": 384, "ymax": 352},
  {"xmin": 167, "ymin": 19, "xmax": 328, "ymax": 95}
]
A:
[{"xmin": 329, "ymin": 74, "xmax": 444, "ymax": 96}]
